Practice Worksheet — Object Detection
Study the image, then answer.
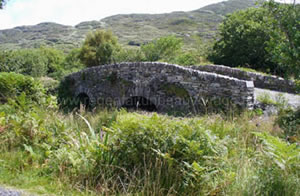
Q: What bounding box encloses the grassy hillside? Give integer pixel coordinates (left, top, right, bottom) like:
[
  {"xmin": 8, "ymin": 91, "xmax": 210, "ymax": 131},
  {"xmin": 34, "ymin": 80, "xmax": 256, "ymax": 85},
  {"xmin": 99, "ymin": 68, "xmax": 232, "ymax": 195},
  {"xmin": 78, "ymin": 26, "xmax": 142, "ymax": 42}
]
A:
[{"xmin": 0, "ymin": 0, "xmax": 256, "ymax": 51}]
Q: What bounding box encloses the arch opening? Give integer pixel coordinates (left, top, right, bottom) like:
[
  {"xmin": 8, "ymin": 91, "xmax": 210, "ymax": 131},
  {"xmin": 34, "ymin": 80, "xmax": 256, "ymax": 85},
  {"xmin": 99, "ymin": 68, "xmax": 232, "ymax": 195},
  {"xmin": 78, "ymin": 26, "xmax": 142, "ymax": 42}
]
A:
[
  {"xmin": 77, "ymin": 93, "xmax": 90, "ymax": 109},
  {"xmin": 122, "ymin": 96, "xmax": 157, "ymax": 112}
]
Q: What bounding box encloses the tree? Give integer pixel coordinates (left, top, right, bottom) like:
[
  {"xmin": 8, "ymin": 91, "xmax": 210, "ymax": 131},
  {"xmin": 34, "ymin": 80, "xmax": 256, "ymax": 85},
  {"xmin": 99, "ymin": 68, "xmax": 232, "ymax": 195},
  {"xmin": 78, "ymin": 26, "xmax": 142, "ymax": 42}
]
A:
[
  {"xmin": 264, "ymin": 0, "xmax": 300, "ymax": 79},
  {"xmin": 141, "ymin": 35, "xmax": 183, "ymax": 62},
  {"xmin": 208, "ymin": 7, "xmax": 278, "ymax": 74},
  {"xmin": 79, "ymin": 30, "xmax": 119, "ymax": 67}
]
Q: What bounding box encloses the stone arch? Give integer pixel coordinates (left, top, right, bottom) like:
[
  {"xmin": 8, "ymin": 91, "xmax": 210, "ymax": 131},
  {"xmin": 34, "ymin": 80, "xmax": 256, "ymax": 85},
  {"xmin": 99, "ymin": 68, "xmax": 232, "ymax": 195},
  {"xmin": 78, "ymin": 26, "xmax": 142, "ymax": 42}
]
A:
[
  {"xmin": 74, "ymin": 87, "xmax": 96, "ymax": 107},
  {"xmin": 77, "ymin": 92, "xmax": 90, "ymax": 109},
  {"xmin": 62, "ymin": 62, "xmax": 255, "ymax": 113}
]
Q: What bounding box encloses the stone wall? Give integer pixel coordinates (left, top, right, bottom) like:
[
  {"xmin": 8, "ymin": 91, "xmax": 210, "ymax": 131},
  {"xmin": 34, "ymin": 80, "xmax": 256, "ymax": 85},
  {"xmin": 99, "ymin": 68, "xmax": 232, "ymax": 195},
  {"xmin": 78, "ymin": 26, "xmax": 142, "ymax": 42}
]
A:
[
  {"xmin": 189, "ymin": 65, "xmax": 297, "ymax": 93},
  {"xmin": 62, "ymin": 62, "xmax": 254, "ymax": 113}
]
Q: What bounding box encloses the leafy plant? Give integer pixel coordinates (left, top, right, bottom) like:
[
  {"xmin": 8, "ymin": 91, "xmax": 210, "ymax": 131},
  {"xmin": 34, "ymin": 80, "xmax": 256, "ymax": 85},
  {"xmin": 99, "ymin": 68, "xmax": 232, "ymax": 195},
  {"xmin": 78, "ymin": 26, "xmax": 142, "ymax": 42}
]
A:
[
  {"xmin": 141, "ymin": 35, "xmax": 183, "ymax": 62},
  {"xmin": 110, "ymin": 112, "xmax": 228, "ymax": 194},
  {"xmin": 209, "ymin": 7, "xmax": 277, "ymax": 74},
  {"xmin": 277, "ymin": 108, "xmax": 300, "ymax": 140},
  {"xmin": 79, "ymin": 30, "xmax": 120, "ymax": 67},
  {"xmin": 251, "ymin": 132, "xmax": 300, "ymax": 196},
  {"xmin": 0, "ymin": 47, "xmax": 66, "ymax": 78},
  {"xmin": 257, "ymin": 93, "xmax": 277, "ymax": 105},
  {"xmin": 264, "ymin": 0, "xmax": 300, "ymax": 79},
  {"xmin": 0, "ymin": 72, "xmax": 46, "ymax": 104}
]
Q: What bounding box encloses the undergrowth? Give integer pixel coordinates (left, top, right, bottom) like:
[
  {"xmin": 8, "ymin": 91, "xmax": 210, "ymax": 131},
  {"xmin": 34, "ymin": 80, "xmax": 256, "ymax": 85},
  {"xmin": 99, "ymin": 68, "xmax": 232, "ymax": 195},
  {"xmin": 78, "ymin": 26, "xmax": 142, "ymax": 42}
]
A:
[{"xmin": 0, "ymin": 90, "xmax": 299, "ymax": 195}]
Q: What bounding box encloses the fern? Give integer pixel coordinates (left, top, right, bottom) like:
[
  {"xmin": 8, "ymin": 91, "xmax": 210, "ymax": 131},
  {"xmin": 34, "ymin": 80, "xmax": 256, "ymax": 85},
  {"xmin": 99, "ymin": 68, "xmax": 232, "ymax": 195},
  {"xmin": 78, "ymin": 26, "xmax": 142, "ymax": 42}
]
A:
[{"xmin": 253, "ymin": 132, "xmax": 300, "ymax": 171}]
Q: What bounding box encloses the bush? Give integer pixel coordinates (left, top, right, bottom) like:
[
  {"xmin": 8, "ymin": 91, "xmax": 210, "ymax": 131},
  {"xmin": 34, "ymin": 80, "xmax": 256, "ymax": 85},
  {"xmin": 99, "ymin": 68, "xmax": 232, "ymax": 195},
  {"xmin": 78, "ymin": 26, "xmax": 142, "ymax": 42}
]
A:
[
  {"xmin": 0, "ymin": 47, "xmax": 66, "ymax": 78},
  {"xmin": 141, "ymin": 35, "xmax": 183, "ymax": 62},
  {"xmin": 63, "ymin": 48, "xmax": 84, "ymax": 72},
  {"xmin": 0, "ymin": 72, "xmax": 46, "ymax": 104},
  {"xmin": 79, "ymin": 30, "xmax": 120, "ymax": 67},
  {"xmin": 114, "ymin": 48, "xmax": 145, "ymax": 62},
  {"xmin": 109, "ymin": 112, "xmax": 228, "ymax": 194},
  {"xmin": 277, "ymin": 108, "xmax": 300, "ymax": 140},
  {"xmin": 0, "ymin": 49, "xmax": 48, "ymax": 77},
  {"xmin": 1, "ymin": 106, "xmax": 299, "ymax": 195},
  {"xmin": 251, "ymin": 132, "xmax": 300, "ymax": 196},
  {"xmin": 39, "ymin": 77, "xmax": 59, "ymax": 95},
  {"xmin": 174, "ymin": 51, "xmax": 198, "ymax": 65}
]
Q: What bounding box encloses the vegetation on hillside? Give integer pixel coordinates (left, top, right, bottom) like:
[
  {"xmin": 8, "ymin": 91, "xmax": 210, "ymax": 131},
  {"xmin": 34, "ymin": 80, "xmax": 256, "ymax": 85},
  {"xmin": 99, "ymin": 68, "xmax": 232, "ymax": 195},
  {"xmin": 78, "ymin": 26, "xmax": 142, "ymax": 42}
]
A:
[{"xmin": 0, "ymin": 0, "xmax": 256, "ymax": 51}]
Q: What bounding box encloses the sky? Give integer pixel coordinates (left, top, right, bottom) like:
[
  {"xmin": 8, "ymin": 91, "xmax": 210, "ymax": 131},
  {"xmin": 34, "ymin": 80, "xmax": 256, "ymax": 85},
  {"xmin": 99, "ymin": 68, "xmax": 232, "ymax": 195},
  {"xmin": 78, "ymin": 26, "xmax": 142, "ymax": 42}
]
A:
[
  {"xmin": 0, "ymin": 0, "xmax": 225, "ymax": 29},
  {"xmin": 0, "ymin": 0, "xmax": 299, "ymax": 30}
]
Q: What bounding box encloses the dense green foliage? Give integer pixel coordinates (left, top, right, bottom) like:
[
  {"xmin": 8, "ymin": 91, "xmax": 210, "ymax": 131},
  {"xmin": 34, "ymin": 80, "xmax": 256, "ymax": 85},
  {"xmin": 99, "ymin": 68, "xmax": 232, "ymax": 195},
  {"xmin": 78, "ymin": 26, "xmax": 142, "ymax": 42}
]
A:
[
  {"xmin": 209, "ymin": 2, "xmax": 300, "ymax": 78},
  {"xmin": 277, "ymin": 108, "xmax": 300, "ymax": 140},
  {"xmin": 141, "ymin": 35, "xmax": 183, "ymax": 62},
  {"xmin": 0, "ymin": 48, "xmax": 52, "ymax": 77},
  {"xmin": 0, "ymin": 92, "xmax": 299, "ymax": 195},
  {"xmin": 79, "ymin": 30, "xmax": 119, "ymax": 67},
  {"xmin": 264, "ymin": 0, "xmax": 300, "ymax": 79},
  {"xmin": 208, "ymin": 7, "xmax": 278, "ymax": 73},
  {"xmin": 0, "ymin": 72, "xmax": 47, "ymax": 104},
  {"xmin": 114, "ymin": 47, "xmax": 145, "ymax": 63},
  {"xmin": 0, "ymin": 72, "xmax": 299, "ymax": 195},
  {"xmin": 113, "ymin": 35, "xmax": 207, "ymax": 65},
  {"xmin": 0, "ymin": 47, "xmax": 83, "ymax": 79}
]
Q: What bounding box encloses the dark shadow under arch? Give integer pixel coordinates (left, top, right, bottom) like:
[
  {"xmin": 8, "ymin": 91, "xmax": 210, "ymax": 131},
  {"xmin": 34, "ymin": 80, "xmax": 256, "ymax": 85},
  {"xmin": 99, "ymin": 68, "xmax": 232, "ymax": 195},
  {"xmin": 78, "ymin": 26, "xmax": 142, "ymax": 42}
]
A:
[
  {"xmin": 77, "ymin": 93, "xmax": 90, "ymax": 109},
  {"xmin": 122, "ymin": 96, "xmax": 157, "ymax": 112}
]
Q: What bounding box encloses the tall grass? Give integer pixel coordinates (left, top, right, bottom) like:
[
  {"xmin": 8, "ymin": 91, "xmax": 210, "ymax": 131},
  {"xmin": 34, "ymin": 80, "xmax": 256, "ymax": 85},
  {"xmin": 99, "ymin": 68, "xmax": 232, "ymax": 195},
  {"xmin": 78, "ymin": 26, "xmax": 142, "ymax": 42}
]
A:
[{"xmin": 0, "ymin": 97, "xmax": 299, "ymax": 195}]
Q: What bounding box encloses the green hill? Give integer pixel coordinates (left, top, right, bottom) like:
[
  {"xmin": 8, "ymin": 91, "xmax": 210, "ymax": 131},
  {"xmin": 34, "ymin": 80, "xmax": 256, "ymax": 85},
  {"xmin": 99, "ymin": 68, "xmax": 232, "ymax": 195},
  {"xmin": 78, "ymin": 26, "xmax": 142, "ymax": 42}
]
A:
[{"xmin": 0, "ymin": 0, "xmax": 256, "ymax": 51}]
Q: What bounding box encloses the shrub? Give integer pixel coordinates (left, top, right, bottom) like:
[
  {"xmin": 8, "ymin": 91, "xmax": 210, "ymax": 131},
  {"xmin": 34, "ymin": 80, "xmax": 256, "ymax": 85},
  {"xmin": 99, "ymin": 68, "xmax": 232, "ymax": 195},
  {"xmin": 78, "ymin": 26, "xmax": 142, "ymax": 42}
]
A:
[
  {"xmin": 39, "ymin": 77, "xmax": 59, "ymax": 95},
  {"xmin": 39, "ymin": 47, "xmax": 65, "ymax": 76},
  {"xmin": 0, "ymin": 72, "xmax": 46, "ymax": 104},
  {"xmin": 0, "ymin": 49, "xmax": 48, "ymax": 77},
  {"xmin": 1, "ymin": 106, "xmax": 299, "ymax": 195},
  {"xmin": 276, "ymin": 108, "xmax": 300, "ymax": 140},
  {"xmin": 257, "ymin": 93, "xmax": 277, "ymax": 105},
  {"xmin": 63, "ymin": 48, "xmax": 84, "ymax": 72},
  {"xmin": 251, "ymin": 132, "xmax": 300, "ymax": 195},
  {"xmin": 109, "ymin": 112, "xmax": 229, "ymax": 194},
  {"xmin": 114, "ymin": 48, "xmax": 145, "ymax": 62},
  {"xmin": 79, "ymin": 30, "xmax": 120, "ymax": 67},
  {"xmin": 174, "ymin": 51, "xmax": 198, "ymax": 65},
  {"xmin": 141, "ymin": 35, "xmax": 183, "ymax": 62},
  {"xmin": 0, "ymin": 47, "xmax": 66, "ymax": 78}
]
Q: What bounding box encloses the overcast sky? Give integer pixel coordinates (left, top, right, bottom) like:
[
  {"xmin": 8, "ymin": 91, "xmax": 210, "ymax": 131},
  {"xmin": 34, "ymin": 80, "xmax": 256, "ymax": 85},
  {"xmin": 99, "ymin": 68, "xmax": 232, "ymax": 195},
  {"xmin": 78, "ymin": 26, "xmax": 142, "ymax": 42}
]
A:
[{"xmin": 0, "ymin": 0, "xmax": 298, "ymax": 30}]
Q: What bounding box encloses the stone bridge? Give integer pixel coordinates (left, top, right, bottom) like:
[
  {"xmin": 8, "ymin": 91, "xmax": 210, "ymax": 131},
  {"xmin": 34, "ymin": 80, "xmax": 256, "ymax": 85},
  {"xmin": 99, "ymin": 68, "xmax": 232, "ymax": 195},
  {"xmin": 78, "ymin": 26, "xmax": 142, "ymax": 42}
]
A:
[{"xmin": 60, "ymin": 62, "xmax": 254, "ymax": 114}]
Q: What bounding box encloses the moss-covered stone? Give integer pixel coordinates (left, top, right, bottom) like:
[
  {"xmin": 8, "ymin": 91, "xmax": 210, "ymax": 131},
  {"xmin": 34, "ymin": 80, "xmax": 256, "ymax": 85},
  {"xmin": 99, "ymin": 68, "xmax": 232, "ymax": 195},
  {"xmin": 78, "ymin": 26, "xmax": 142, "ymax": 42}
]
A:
[{"xmin": 161, "ymin": 83, "xmax": 189, "ymax": 99}]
